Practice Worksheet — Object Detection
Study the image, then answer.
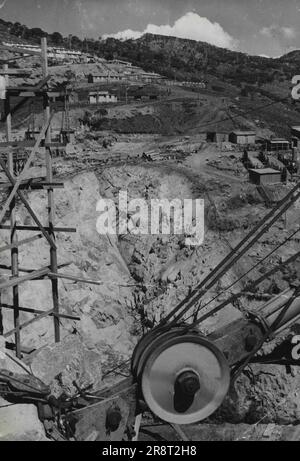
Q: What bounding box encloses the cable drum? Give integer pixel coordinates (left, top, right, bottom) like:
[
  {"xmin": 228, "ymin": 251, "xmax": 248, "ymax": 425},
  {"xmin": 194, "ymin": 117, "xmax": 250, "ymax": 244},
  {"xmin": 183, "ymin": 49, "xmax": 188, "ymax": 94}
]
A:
[{"xmin": 134, "ymin": 329, "xmax": 230, "ymax": 424}]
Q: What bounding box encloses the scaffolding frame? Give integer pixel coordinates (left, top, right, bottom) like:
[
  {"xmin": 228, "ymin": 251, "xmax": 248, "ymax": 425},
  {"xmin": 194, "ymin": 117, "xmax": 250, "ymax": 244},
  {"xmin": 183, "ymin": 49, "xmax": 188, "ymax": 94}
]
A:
[{"xmin": 0, "ymin": 38, "xmax": 78, "ymax": 357}]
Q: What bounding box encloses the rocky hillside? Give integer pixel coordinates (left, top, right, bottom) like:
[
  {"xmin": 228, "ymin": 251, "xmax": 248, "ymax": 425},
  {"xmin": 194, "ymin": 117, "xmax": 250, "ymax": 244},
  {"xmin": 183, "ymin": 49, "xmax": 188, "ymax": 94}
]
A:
[
  {"xmin": 0, "ymin": 15, "xmax": 299, "ymax": 90},
  {"xmin": 97, "ymin": 33, "xmax": 298, "ymax": 92}
]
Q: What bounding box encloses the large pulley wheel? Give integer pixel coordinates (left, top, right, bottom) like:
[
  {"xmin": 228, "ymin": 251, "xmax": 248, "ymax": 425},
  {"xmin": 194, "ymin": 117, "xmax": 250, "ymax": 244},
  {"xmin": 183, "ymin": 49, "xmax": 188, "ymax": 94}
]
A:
[
  {"xmin": 132, "ymin": 324, "xmax": 194, "ymax": 378},
  {"xmin": 131, "ymin": 325, "xmax": 171, "ymax": 377},
  {"xmin": 137, "ymin": 331, "xmax": 230, "ymax": 424}
]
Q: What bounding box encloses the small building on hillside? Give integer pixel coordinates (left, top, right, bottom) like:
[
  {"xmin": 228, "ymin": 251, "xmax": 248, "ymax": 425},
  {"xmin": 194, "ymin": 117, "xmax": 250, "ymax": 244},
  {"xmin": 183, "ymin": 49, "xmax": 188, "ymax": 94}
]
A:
[
  {"xmin": 266, "ymin": 138, "xmax": 290, "ymax": 152},
  {"xmin": 229, "ymin": 130, "xmax": 256, "ymax": 145},
  {"xmin": 207, "ymin": 131, "xmax": 229, "ymax": 143},
  {"xmin": 87, "ymin": 73, "xmax": 123, "ymax": 83},
  {"xmin": 125, "ymin": 74, "xmax": 140, "ymax": 82},
  {"xmin": 139, "ymin": 72, "xmax": 164, "ymax": 83},
  {"xmin": 88, "ymin": 91, "xmax": 118, "ymax": 104},
  {"xmin": 291, "ymin": 127, "xmax": 300, "ymax": 148},
  {"xmin": 291, "ymin": 126, "xmax": 300, "ymax": 139},
  {"xmin": 108, "ymin": 59, "xmax": 132, "ymax": 66},
  {"xmin": 249, "ymin": 168, "xmax": 282, "ymax": 185}
]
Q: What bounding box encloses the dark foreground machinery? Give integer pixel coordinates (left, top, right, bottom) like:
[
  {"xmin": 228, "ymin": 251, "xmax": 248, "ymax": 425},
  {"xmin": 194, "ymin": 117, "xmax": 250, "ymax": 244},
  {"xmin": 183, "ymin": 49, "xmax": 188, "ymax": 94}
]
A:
[
  {"xmin": 1, "ymin": 182, "xmax": 300, "ymax": 440},
  {"xmin": 131, "ymin": 286, "xmax": 300, "ymax": 426}
]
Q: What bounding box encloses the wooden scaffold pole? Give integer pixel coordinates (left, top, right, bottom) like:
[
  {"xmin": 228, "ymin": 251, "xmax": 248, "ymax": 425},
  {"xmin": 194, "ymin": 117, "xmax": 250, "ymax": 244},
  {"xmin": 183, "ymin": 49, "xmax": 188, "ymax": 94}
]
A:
[
  {"xmin": 0, "ymin": 38, "xmax": 82, "ymax": 355},
  {"xmin": 3, "ymin": 62, "xmax": 21, "ymax": 356},
  {"xmin": 42, "ymin": 37, "xmax": 60, "ymax": 342}
]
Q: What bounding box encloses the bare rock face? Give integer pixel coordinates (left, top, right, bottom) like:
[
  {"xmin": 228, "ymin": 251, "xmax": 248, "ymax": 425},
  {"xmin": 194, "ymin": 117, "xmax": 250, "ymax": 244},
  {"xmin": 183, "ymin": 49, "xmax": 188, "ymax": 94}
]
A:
[
  {"xmin": 0, "ymin": 339, "xmax": 48, "ymax": 441},
  {"xmin": 139, "ymin": 422, "xmax": 300, "ymax": 441},
  {"xmin": 30, "ymin": 334, "xmax": 102, "ymax": 396},
  {"xmin": 0, "ymin": 172, "xmax": 136, "ymax": 366},
  {"xmin": 0, "ymin": 398, "xmax": 48, "ymax": 441},
  {"xmin": 215, "ymin": 363, "xmax": 300, "ymax": 424}
]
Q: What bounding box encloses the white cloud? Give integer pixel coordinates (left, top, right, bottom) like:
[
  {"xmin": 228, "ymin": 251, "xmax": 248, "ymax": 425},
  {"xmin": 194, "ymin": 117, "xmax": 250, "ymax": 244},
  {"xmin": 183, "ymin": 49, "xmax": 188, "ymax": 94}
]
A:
[
  {"xmin": 102, "ymin": 12, "xmax": 238, "ymax": 50},
  {"xmin": 260, "ymin": 25, "xmax": 296, "ymax": 40},
  {"xmin": 260, "ymin": 26, "xmax": 273, "ymax": 38},
  {"xmin": 106, "ymin": 29, "xmax": 143, "ymax": 41},
  {"xmin": 0, "ymin": 0, "xmax": 7, "ymax": 9},
  {"xmin": 281, "ymin": 27, "xmax": 296, "ymax": 39}
]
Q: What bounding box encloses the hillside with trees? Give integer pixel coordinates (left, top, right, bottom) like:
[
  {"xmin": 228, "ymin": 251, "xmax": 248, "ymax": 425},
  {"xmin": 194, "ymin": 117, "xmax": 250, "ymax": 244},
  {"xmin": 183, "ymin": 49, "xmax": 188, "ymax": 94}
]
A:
[{"xmin": 0, "ymin": 18, "xmax": 298, "ymax": 104}]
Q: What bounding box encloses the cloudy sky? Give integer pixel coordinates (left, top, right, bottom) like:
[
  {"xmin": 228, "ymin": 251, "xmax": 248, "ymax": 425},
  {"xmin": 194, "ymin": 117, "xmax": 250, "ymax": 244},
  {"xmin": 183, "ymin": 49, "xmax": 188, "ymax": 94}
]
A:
[{"xmin": 1, "ymin": 0, "xmax": 300, "ymax": 57}]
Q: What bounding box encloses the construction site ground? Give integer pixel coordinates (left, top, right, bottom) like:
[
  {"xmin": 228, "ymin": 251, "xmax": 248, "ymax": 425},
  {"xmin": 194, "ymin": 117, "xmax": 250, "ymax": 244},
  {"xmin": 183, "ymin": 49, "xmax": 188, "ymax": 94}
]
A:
[{"xmin": 1, "ymin": 86, "xmax": 300, "ymax": 441}]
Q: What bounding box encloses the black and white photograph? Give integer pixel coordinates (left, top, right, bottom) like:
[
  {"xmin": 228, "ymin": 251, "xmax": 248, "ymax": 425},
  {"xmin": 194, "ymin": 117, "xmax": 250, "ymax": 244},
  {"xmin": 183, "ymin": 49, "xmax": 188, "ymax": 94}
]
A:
[{"xmin": 0, "ymin": 0, "xmax": 300, "ymax": 445}]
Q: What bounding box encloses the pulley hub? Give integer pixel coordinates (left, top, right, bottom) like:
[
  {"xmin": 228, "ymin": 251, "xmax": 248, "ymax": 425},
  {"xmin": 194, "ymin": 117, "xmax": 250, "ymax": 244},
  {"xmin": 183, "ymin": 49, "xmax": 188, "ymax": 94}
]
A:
[
  {"xmin": 132, "ymin": 327, "xmax": 230, "ymax": 424},
  {"xmin": 176, "ymin": 370, "xmax": 200, "ymax": 396}
]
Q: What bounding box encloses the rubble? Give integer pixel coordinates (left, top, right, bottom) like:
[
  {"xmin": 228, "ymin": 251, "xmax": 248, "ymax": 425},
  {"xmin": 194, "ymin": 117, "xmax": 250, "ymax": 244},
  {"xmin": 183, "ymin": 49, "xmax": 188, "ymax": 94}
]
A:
[
  {"xmin": 139, "ymin": 422, "xmax": 300, "ymax": 441},
  {"xmin": 0, "ymin": 339, "xmax": 48, "ymax": 441},
  {"xmin": 218, "ymin": 363, "xmax": 300, "ymax": 425},
  {"xmin": 0, "ymin": 399, "xmax": 48, "ymax": 441},
  {"xmin": 30, "ymin": 335, "xmax": 102, "ymax": 397}
]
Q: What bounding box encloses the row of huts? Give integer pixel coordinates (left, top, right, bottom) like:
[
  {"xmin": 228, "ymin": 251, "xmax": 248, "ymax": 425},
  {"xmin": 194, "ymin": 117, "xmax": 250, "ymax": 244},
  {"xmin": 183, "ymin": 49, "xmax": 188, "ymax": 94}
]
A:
[
  {"xmin": 207, "ymin": 130, "xmax": 256, "ymax": 145},
  {"xmin": 87, "ymin": 71, "xmax": 165, "ymax": 85},
  {"xmin": 88, "ymin": 91, "xmax": 118, "ymax": 104},
  {"xmin": 207, "ymin": 126, "xmax": 300, "ymax": 148}
]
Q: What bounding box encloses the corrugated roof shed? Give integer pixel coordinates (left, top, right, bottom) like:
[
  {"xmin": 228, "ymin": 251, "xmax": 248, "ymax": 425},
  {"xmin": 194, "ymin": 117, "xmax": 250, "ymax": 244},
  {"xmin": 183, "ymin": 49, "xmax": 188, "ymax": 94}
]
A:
[
  {"xmin": 232, "ymin": 130, "xmax": 256, "ymax": 135},
  {"xmin": 248, "ymin": 168, "xmax": 280, "ymax": 174},
  {"xmin": 269, "ymin": 138, "xmax": 289, "ymax": 143}
]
